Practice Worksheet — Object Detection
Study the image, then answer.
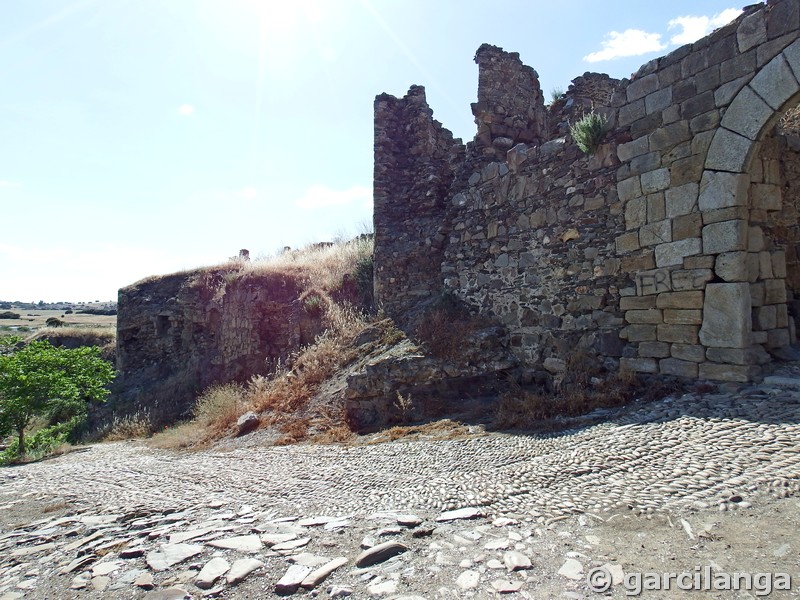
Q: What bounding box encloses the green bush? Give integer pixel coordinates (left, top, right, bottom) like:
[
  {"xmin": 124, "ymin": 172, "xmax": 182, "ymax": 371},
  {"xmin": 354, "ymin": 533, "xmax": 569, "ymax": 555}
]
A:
[
  {"xmin": 0, "ymin": 418, "xmax": 78, "ymax": 465},
  {"xmin": 569, "ymin": 111, "xmax": 608, "ymax": 155}
]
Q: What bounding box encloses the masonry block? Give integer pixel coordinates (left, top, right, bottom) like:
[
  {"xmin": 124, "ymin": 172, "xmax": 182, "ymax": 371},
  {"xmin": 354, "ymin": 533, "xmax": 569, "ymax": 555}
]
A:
[
  {"xmin": 715, "ymin": 251, "xmax": 748, "ymax": 282},
  {"xmin": 655, "ymin": 238, "xmax": 702, "ymax": 267},
  {"xmin": 656, "ymin": 291, "xmax": 704, "ymax": 309},
  {"xmin": 640, "ymin": 219, "xmax": 672, "ymax": 246},
  {"xmin": 671, "ymin": 343, "xmax": 706, "ymax": 362},
  {"xmin": 699, "ymin": 362, "xmax": 759, "ymax": 382},
  {"xmin": 626, "ymin": 309, "xmax": 663, "ymax": 324},
  {"xmin": 665, "ymin": 182, "xmax": 698, "ymax": 217},
  {"xmin": 699, "ymin": 282, "xmax": 752, "ymax": 348},
  {"xmin": 664, "ymin": 309, "xmax": 703, "ymax": 325},
  {"xmin": 705, "ymin": 128, "xmax": 753, "ymax": 172},
  {"xmin": 764, "ymin": 279, "xmax": 787, "ymax": 304},
  {"xmin": 659, "ymin": 357, "xmax": 698, "ymax": 378},
  {"xmin": 702, "ymin": 220, "xmax": 748, "ymax": 254},
  {"xmin": 698, "ymin": 171, "xmax": 748, "ymax": 211},
  {"xmin": 638, "ymin": 341, "xmax": 671, "ymax": 358},
  {"xmin": 720, "ymin": 85, "xmax": 775, "ymax": 140}
]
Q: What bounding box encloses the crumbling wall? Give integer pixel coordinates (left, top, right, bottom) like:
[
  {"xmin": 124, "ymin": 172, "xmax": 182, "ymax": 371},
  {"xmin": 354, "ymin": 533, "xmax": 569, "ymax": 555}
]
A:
[
  {"xmin": 374, "ymin": 0, "xmax": 800, "ymax": 383},
  {"xmin": 114, "ymin": 269, "xmax": 318, "ymax": 423},
  {"xmin": 470, "ymin": 44, "xmax": 548, "ymax": 161},
  {"xmin": 373, "ymin": 86, "xmax": 465, "ymax": 321}
]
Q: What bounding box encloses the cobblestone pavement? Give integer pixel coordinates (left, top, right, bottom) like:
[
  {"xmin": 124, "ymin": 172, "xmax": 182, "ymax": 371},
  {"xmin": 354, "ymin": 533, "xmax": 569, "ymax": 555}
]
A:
[{"xmin": 2, "ymin": 372, "xmax": 800, "ymax": 598}]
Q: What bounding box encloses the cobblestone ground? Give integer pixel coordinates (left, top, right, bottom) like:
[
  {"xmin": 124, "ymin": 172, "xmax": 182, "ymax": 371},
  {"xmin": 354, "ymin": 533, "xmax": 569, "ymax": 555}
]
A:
[{"xmin": 2, "ymin": 371, "xmax": 800, "ymax": 599}]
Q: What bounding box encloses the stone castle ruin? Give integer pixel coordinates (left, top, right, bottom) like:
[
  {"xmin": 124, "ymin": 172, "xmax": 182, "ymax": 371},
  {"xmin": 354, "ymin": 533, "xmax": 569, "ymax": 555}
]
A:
[
  {"xmin": 115, "ymin": 1, "xmax": 800, "ymax": 422},
  {"xmin": 374, "ymin": 0, "xmax": 800, "ymax": 383}
]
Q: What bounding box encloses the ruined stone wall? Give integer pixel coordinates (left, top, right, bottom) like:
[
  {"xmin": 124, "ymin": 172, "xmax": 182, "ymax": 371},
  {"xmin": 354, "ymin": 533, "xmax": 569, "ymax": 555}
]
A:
[
  {"xmin": 471, "ymin": 44, "xmax": 548, "ymax": 161},
  {"xmin": 441, "ymin": 131, "xmax": 628, "ymax": 368},
  {"xmin": 373, "ymin": 86, "xmax": 465, "ymax": 321},
  {"xmin": 115, "ymin": 269, "xmax": 319, "ymax": 422},
  {"xmin": 374, "ymin": 0, "xmax": 800, "ymax": 383}
]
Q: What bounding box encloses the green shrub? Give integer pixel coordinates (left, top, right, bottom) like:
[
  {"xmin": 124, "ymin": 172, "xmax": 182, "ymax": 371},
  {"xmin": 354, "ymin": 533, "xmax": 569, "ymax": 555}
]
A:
[
  {"xmin": 569, "ymin": 111, "xmax": 608, "ymax": 155},
  {"xmin": 0, "ymin": 418, "xmax": 78, "ymax": 465},
  {"xmin": 550, "ymin": 87, "xmax": 564, "ymax": 104}
]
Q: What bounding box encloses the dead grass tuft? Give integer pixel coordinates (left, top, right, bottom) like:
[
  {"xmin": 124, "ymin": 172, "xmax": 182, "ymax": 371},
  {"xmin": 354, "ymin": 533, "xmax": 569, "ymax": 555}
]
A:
[
  {"xmin": 365, "ymin": 419, "xmax": 477, "ymax": 444},
  {"xmin": 778, "ymin": 104, "xmax": 800, "ymax": 135},
  {"xmin": 415, "ymin": 293, "xmax": 489, "ymax": 362},
  {"xmin": 148, "ymin": 421, "xmax": 202, "ymax": 450},
  {"xmin": 148, "ymin": 383, "xmax": 246, "ymax": 449},
  {"xmin": 105, "ymin": 412, "xmax": 153, "ymax": 441}
]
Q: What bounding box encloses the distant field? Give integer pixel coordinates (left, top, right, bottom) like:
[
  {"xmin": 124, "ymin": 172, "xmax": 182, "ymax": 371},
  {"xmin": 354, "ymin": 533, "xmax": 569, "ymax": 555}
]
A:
[{"xmin": 0, "ymin": 309, "xmax": 116, "ymax": 332}]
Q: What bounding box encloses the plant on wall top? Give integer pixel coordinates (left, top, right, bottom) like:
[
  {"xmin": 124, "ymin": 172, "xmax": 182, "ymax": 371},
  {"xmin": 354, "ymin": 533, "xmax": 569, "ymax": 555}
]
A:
[{"xmin": 569, "ymin": 111, "xmax": 608, "ymax": 155}]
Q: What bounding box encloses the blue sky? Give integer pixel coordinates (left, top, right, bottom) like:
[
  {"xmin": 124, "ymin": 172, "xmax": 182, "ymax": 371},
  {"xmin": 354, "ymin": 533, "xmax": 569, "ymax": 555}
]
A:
[{"xmin": 0, "ymin": 0, "xmax": 741, "ymax": 302}]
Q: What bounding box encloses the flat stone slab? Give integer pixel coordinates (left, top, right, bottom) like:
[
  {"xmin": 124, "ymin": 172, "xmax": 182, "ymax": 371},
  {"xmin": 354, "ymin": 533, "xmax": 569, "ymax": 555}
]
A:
[
  {"xmin": 91, "ymin": 560, "xmax": 123, "ymax": 577},
  {"xmin": 290, "ymin": 552, "xmax": 330, "ymax": 567},
  {"xmin": 355, "ymin": 541, "xmax": 409, "ymax": 567},
  {"xmin": 275, "ymin": 564, "xmax": 312, "ymax": 595},
  {"xmin": 300, "ymin": 556, "xmax": 348, "ymax": 589},
  {"xmin": 492, "ymin": 579, "xmax": 524, "ymax": 593},
  {"xmin": 456, "ymin": 570, "xmax": 480, "ymax": 589},
  {"xmin": 169, "ymin": 527, "xmax": 215, "ymax": 544},
  {"xmin": 435, "ymin": 507, "xmax": 484, "ymax": 522},
  {"xmin": 207, "ymin": 534, "xmax": 262, "ymax": 552},
  {"xmin": 396, "ymin": 514, "xmax": 423, "ymax": 527},
  {"xmin": 272, "ymin": 537, "xmax": 310, "ymax": 552},
  {"xmin": 196, "ymin": 557, "xmax": 230, "ymax": 589},
  {"xmin": 80, "ymin": 514, "xmax": 122, "ymax": 527},
  {"xmin": 146, "ymin": 544, "xmax": 204, "ymax": 572},
  {"xmin": 227, "ymin": 558, "xmax": 264, "ymax": 585},
  {"xmin": 143, "ymin": 588, "xmax": 192, "ymax": 600},
  {"xmin": 10, "ymin": 542, "xmax": 56, "ymax": 557},
  {"xmin": 260, "ymin": 533, "xmax": 298, "ymax": 546},
  {"xmin": 503, "ymin": 551, "xmax": 532, "ymax": 571},
  {"xmin": 558, "ymin": 558, "xmax": 584, "ymax": 580}
]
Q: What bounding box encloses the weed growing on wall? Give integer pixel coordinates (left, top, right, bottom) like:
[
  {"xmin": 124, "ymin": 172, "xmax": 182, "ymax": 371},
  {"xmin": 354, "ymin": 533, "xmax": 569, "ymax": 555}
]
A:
[{"xmin": 569, "ymin": 111, "xmax": 608, "ymax": 154}]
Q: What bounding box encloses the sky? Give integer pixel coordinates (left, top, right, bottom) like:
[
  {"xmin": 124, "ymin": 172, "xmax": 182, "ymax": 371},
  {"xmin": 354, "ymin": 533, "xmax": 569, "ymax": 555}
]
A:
[{"xmin": 0, "ymin": 0, "xmax": 742, "ymax": 303}]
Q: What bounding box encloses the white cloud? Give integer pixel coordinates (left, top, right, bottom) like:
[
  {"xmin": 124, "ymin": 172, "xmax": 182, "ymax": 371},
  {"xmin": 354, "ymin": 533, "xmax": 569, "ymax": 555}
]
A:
[
  {"xmin": 295, "ymin": 185, "xmax": 372, "ymax": 210},
  {"xmin": 584, "ymin": 29, "xmax": 667, "ymax": 63},
  {"xmin": 178, "ymin": 104, "xmax": 195, "ymax": 116},
  {"xmin": 669, "ymin": 8, "xmax": 742, "ymax": 45}
]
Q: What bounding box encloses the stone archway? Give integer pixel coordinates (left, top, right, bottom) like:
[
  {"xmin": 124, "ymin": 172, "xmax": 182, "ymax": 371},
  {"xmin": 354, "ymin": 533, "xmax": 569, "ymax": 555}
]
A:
[{"xmin": 697, "ymin": 40, "xmax": 800, "ymax": 373}]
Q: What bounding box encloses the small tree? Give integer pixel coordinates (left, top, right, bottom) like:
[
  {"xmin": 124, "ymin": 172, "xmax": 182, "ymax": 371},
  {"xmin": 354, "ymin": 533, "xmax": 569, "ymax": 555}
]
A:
[{"xmin": 0, "ymin": 341, "xmax": 115, "ymax": 457}]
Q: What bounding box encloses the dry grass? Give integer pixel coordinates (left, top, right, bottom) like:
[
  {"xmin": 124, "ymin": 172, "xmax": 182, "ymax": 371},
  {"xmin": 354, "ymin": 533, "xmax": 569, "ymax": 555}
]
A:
[
  {"xmin": 249, "ymin": 305, "xmax": 369, "ymax": 436},
  {"xmin": 148, "ymin": 383, "xmax": 247, "ymax": 449},
  {"xmin": 415, "ymin": 294, "xmax": 489, "ymax": 362},
  {"xmin": 28, "ymin": 325, "xmax": 115, "ymax": 345},
  {"xmin": 104, "ymin": 412, "xmax": 153, "ymax": 441},
  {"xmin": 365, "ymin": 419, "xmax": 478, "ymax": 444},
  {"xmin": 778, "ymin": 104, "xmax": 800, "ymax": 135},
  {"xmin": 245, "ymin": 236, "xmax": 373, "ymax": 293},
  {"xmin": 134, "ymin": 236, "xmax": 374, "ymax": 299}
]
